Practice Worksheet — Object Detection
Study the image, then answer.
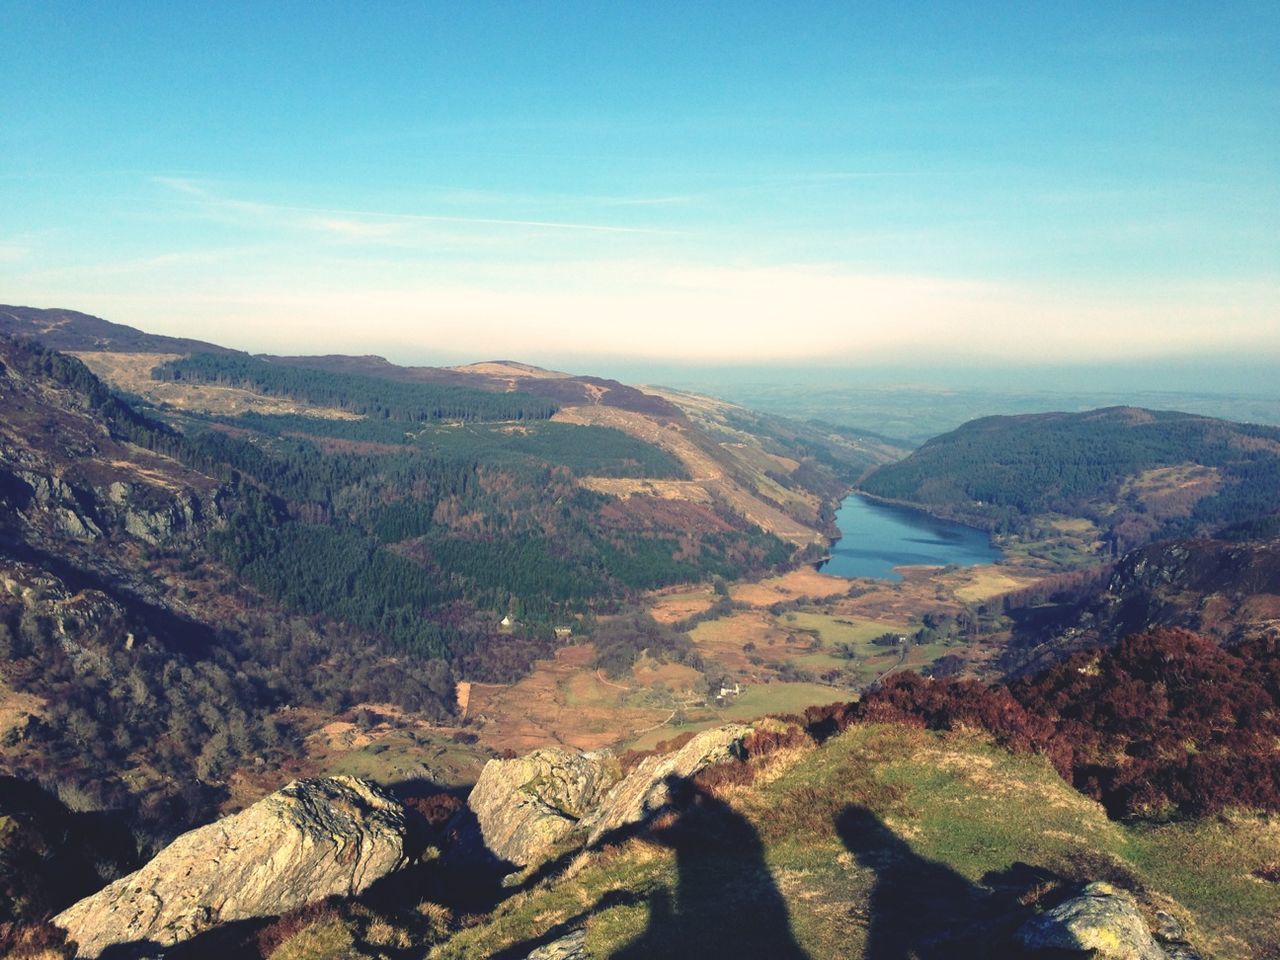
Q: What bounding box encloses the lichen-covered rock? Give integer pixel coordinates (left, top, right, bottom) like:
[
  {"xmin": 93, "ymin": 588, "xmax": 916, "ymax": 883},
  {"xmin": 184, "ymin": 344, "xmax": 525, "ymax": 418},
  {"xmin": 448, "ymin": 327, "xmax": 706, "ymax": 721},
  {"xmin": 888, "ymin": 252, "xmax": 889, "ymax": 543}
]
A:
[
  {"xmin": 584, "ymin": 724, "xmax": 751, "ymax": 845},
  {"xmin": 1017, "ymin": 881, "xmax": 1167, "ymax": 959},
  {"xmin": 468, "ymin": 749, "xmax": 615, "ymax": 868},
  {"xmin": 54, "ymin": 777, "xmax": 407, "ymax": 958}
]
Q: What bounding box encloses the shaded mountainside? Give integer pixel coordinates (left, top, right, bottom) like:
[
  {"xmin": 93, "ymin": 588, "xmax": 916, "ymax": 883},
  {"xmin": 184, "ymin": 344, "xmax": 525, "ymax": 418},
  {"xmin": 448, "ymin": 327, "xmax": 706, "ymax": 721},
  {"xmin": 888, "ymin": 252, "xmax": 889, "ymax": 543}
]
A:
[
  {"xmin": 0, "ymin": 337, "xmax": 468, "ymax": 871},
  {"xmin": 0, "ymin": 776, "xmax": 138, "ymax": 927},
  {"xmin": 0, "ymin": 318, "xmax": 844, "ymax": 667},
  {"xmin": 1000, "ymin": 536, "xmax": 1280, "ymax": 676},
  {"xmin": 860, "ymin": 406, "xmax": 1280, "ymax": 562}
]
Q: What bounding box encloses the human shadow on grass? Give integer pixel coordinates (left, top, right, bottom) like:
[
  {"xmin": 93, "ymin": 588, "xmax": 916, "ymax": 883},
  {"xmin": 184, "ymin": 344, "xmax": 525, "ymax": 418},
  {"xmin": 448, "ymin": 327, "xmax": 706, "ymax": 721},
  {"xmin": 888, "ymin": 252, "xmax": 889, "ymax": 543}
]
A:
[
  {"xmin": 835, "ymin": 805, "xmax": 1065, "ymax": 959},
  {"xmin": 489, "ymin": 772, "xmax": 807, "ymax": 960},
  {"xmin": 609, "ymin": 773, "xmax": 808, "ymax": 959}
]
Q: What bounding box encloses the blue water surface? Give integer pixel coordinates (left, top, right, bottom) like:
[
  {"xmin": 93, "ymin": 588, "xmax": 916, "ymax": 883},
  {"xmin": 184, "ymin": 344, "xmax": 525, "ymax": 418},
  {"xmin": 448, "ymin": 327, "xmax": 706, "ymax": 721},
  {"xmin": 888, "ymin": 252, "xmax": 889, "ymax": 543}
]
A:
[{"xmin": 818, "ymin": 493, "xmax": 1001, "ymax": 581}]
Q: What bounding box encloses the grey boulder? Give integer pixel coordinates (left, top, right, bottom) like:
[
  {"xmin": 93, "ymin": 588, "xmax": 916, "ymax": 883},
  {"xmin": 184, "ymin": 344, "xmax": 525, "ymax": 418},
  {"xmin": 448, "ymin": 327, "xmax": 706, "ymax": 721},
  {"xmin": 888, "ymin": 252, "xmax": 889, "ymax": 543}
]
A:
[{"xmin": 54, "ymin": 776, "xmax": 407, "ymax": 957}]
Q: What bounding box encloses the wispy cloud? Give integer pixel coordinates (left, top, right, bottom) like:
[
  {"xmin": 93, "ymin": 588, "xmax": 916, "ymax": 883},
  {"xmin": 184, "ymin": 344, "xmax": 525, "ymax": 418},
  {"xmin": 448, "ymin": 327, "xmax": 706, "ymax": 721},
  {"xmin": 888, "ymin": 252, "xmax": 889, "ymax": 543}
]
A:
[{"xmin": 154, "ymin": 177, "xmax": 680, "ymax": 238}]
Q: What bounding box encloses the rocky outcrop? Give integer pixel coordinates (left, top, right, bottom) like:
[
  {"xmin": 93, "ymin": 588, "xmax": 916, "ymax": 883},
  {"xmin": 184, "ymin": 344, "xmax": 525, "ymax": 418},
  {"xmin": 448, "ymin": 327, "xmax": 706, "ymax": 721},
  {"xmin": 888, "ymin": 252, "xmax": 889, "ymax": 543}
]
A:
[
  {"xmin": 583, "ymin": 724, "xmax": 751, "ymax": 845},
  {"xmin": 54, "ymin": 777, "xmax": 407, "ymax": 958},
  {"xmin": 1003, "ymin": 535, "xmax": 1280, "ymax": 677},
  {"xmin": 111, "ymin": 481, "xmax": 202, "ymax": 544},
  {"xmin": 464, "ymin": 725, "xmax": 755, "ymax": 870},
  {"xmin": 468, "ymin": 749, "xmax": 615, "ymax": 868},
  {"xmin": 7, "ymin": 467, "xmax": 208, "ymax": 545},
  {"xmin": 1017, "ymin": 881, "xmax": 1167, "ymax": 959}
]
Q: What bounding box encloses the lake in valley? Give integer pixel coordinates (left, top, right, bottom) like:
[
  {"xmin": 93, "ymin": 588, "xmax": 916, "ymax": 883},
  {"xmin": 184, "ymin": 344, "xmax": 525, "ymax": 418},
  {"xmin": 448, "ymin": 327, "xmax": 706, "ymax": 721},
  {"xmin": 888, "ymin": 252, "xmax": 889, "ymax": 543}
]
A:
[{"xmin": 818, "ymin": 493, "xmax": 1001, "ymax": 580}]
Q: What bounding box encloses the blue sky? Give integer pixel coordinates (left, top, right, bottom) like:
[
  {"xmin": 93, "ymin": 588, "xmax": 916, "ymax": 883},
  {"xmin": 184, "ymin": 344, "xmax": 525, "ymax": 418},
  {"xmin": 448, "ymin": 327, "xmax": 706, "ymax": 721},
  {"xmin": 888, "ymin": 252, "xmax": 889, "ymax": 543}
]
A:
[{"xmin": 2, "ymin": 1, "xmax": 1277, "ymax": 367}]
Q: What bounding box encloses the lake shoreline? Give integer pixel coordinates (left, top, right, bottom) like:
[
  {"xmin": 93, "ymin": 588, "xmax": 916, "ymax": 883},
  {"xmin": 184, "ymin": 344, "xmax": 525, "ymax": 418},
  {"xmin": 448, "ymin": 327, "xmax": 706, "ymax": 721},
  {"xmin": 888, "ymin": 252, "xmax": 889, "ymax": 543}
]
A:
[{"xmin": 817, "ymin": 491, "xmax": 1002, "ymax": 581}]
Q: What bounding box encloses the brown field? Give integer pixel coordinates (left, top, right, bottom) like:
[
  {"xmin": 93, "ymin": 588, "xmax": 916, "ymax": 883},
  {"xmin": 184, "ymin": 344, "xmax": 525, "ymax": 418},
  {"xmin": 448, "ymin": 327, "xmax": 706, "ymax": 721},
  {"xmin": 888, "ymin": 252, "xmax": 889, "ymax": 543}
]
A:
[
  {"xmin": 647, "ymin": 585, "xmax": 718, "ymax": 624},
  {"xmin": 73, "ymin": 351, "xmax": 359, "ymax": 419},
  {"xmin": 462, "ymin": 644, "xmax": 674, "ymax": 754},
  {"xmin": 731, "ymin": 567, "xmax": 851, "ymax": 607},
  {"xmin": 631, "ymin": 658, "xmax": 703, "ymax": 692},
  {"xmin": 689, "ymin": 609, "xmax": 819, "ymax": 675},
  {"xmin": 1048, "ymin": 517, "xmax": 1098, "ymax": 535}
]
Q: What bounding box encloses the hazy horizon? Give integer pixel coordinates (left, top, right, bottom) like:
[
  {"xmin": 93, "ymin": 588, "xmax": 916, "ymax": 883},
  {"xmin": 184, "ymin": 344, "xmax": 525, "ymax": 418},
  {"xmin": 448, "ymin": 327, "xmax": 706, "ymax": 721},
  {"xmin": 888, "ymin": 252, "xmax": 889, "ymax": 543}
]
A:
[{"xmin": 3, "ymin": 3, "xmax": 1277, "ymax": 369}]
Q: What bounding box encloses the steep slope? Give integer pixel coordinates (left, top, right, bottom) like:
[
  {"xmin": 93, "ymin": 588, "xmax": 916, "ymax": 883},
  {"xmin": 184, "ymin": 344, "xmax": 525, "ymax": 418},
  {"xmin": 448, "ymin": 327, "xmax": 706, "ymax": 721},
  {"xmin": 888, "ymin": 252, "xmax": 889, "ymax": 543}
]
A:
[
  {"xmin": 1000, "ymin": 535, "xmax": 1280, "ymax": 675},
  {"xmin": 860, "ymin": 406, "xmax": 1280, "ymax": 563},
  {"xmin": 0, "ymin": 336, "xmax": 220, "ymax": 552},
  {"xmin": 0, "ymin": 338, "xmax": 472, "ymax": 873},
  {"xmin": 0, "ymin": 317, "xmax": 886, "ymax": 880}
]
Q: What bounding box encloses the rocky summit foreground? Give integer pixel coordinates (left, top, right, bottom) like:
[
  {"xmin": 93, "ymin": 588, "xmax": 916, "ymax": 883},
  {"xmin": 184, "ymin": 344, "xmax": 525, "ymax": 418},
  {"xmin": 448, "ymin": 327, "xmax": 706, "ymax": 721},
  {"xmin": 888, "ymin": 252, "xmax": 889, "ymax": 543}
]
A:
[{"xmin": 53, "ymin": 776, "xmax": 407, "ymax": 957}]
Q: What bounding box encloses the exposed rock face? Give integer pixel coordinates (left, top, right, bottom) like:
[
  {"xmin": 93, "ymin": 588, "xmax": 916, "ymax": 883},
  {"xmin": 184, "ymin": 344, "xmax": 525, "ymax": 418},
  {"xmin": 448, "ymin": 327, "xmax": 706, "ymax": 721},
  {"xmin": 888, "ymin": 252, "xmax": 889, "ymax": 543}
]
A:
[
  {"xmin": 583, "ymin": 724, "xmax": 751, "ymax": 845},
  {"xmin": 54, "ymin": 777, "xmax": 407, "ymax": 958},
  {"xmin": 1017, "ymin": 881, "xmax": 1168, "ymax": 959},
  {"xmin": 468, "ymin": 749, "xmax": 615, "ymax": 868}
]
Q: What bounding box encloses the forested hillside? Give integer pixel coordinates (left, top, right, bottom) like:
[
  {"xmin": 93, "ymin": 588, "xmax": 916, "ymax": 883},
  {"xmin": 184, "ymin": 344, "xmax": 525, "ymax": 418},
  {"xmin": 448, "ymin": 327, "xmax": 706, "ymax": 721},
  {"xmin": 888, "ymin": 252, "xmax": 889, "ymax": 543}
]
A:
[
  {"xmin": 152, "ymin": 352, "xmax": 559, "ymax": 422},
  {"xmin": 860, "ymin": 406, "xmax": 1280, "ymax": 556},
  {"xmin": 0, "ymin": 313, "xmax": 896, "ymax": 935},
  {"xmin": 5, "ymin": 337, "xmax": 800, "ymax": 663}
]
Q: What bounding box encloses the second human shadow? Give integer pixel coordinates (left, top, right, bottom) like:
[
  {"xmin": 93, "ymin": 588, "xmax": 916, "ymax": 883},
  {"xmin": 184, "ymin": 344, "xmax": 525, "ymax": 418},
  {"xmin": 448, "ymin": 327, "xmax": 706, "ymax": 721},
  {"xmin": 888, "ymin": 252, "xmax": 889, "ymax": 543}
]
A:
[{"xmin": 836, "ymin": 804, "xmax": 1061, "ymax": 958}]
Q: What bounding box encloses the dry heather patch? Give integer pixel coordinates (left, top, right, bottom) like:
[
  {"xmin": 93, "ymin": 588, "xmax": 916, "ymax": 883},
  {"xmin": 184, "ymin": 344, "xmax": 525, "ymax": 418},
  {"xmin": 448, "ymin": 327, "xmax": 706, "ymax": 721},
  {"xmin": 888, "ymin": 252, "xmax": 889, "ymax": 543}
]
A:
[
  {"xmin": 578, "ymin": 477, "xmax": 714, "ymax": 502},
  {"xmin": 1119, "ymin": 463, "xmax": 1223, "ymax": 518},
  {"xmin": 0, "ymin": 683, "xmax": 43, "ymax": 739},
  {"xmin": 448, "ymin": 361, "xmax": 570, "ymax": 379},
  {"xmin": 555, "ymin": 404, "xmax": 825, "ymax": 545}
]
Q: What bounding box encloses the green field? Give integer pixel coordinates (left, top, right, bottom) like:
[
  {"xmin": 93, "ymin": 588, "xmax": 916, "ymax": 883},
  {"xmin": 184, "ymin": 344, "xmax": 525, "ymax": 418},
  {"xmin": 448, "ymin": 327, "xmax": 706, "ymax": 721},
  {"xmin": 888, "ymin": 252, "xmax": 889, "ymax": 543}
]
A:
[{"xmin": 778, "ymin": 611, "xmax": 913, "ymax": 681}]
